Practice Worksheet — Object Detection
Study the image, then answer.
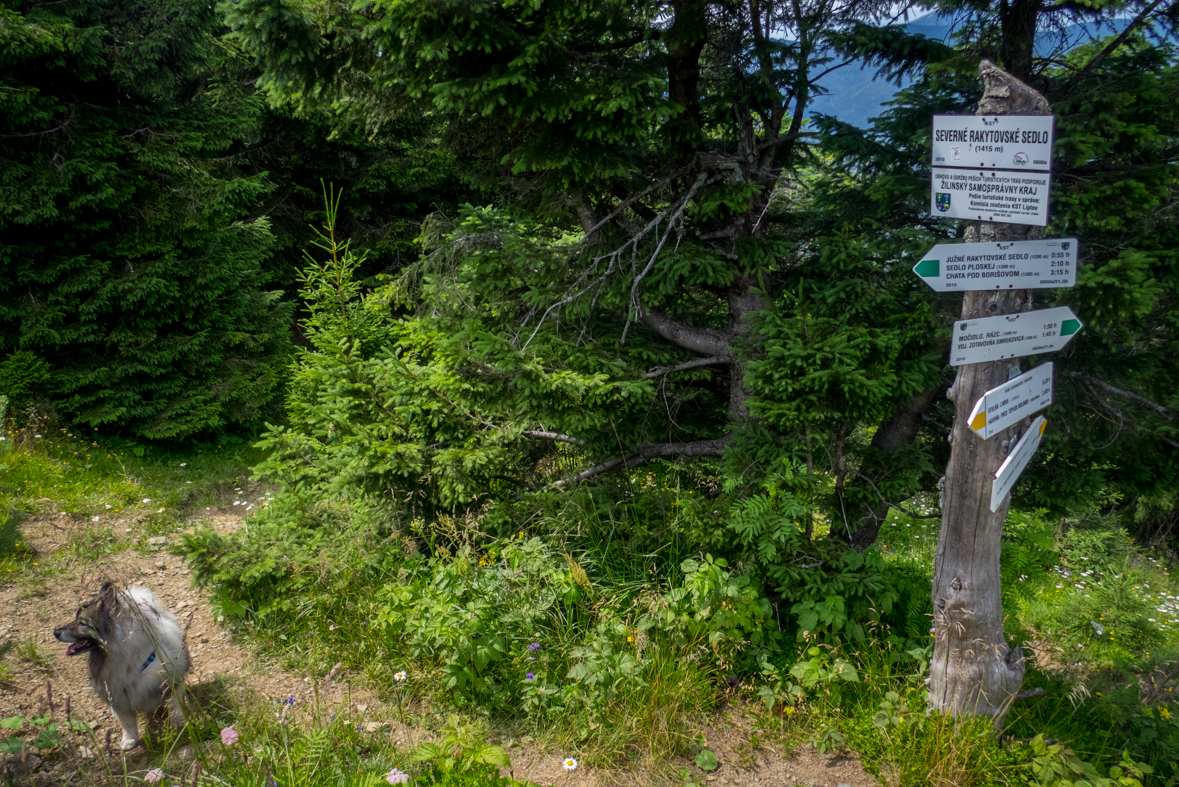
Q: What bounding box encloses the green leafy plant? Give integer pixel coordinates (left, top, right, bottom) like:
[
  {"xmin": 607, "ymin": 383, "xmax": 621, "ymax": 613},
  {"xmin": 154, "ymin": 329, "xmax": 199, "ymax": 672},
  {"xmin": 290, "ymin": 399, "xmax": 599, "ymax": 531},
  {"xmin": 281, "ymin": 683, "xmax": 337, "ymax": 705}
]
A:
[
  {"xmin": 693, "ymin": 748, "xmax": 719, "ymax": 772},
  {"xmin": 0, "ymin": 713, "xmax": 62, "ymax": 755},
  {"xmin": 409, "ymin": 715, "xmax": 512, "ymax": 783},
  {"xmin": 1027, "ymin": 735, "xmax": 1154, "ymax": 787},
  {"xmin": 374, "ymin": 539, "xmax": 580, "ymax": 709},
  {"xmin": 870, "ymin": 690, "xmax": 914, "ymax": 731},
  {"xmin": 789, "ymin": 647, "xmax": 860, "ymax": 707},
  {"xmin": 811, "ymin": 723, "xmax": 847, "ymax": 756}
]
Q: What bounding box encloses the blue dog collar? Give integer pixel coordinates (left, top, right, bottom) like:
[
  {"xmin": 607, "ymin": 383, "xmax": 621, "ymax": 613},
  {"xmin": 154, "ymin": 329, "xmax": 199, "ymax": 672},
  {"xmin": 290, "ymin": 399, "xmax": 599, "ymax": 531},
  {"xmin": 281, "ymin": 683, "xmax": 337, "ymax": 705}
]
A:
[{"xmin": 139, "ymin": 651, "xmax": 156, "ymax": 672}]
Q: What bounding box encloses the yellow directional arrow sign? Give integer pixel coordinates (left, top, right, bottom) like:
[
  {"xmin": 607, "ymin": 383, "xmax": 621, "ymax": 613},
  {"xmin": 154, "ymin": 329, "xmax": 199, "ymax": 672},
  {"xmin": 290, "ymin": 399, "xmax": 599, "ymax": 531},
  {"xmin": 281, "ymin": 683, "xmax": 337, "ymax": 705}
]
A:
[
  {"xmin": 990, "ymin": 416, "xmax": 1048, "ymax": 511},
  {"xmin": 967, "ymin": 363, "xmax": 1054, "ymax": 440}
]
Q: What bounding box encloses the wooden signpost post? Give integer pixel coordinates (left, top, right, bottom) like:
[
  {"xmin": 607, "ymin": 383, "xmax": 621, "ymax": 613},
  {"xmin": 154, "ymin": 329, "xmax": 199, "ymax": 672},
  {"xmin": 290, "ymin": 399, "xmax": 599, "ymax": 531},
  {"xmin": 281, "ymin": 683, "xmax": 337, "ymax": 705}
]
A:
[{"xmin": 924, "ymin": 61, "xmax": 1082, "ymax": 723}]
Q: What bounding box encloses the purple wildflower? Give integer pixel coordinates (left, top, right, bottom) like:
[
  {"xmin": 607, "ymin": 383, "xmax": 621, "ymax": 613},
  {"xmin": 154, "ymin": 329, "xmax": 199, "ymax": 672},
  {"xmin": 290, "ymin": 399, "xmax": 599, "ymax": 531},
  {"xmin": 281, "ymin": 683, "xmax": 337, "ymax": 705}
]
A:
[{"xmin": 526, "ymin": 673, "xmax": 535, "ymax": 680}]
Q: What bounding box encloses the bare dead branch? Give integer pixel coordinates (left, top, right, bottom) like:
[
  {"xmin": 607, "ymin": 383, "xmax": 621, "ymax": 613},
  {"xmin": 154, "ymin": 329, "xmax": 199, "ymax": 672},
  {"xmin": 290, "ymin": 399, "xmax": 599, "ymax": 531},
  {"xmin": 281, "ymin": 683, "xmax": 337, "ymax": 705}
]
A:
[
  {"xmin": 643, "ymin": 356, "xmax": 728, "ymax": 379},
  {"xmin": 551, "ymin": 456, "xmax": 628, "ymax": 487},
  {"xmin": 1070, "ymin": 373, "xmax": 1172, "ymax": 418},
  {"xmin": 521, "ymin": 430, "xmax": 585, "ymax": 446},
  {"xmin": 1054, "ymin": 0, "xmax": 1169, "ymax": 99},
  {"xmin": 551, "ymin": 437, "xmax": 730, "ymax": 487},
  {"xmin": 641, "ymin": 309, "xmax": 733, "ymax": 357},
  {"xmin": 621, "ymin": 175, "xmax": 708, "ymax": 343},
  {"xmin": 578, "ymin": 162, "xmax": 695, "ymax": 241},
  {"xmin": 1076, "ymin": 376, "xmax": 1179, "ymax": 448},
  {"xmin": 521, "ymin": 252, "xmax": 619, "ymax": 349},
  {"xmin": 521, "ymin": 176, "xmax": 708, "ymax": 350},
  {"xmin": 854, "ymin": 470, "xmax": 941, "ymax": 520}
]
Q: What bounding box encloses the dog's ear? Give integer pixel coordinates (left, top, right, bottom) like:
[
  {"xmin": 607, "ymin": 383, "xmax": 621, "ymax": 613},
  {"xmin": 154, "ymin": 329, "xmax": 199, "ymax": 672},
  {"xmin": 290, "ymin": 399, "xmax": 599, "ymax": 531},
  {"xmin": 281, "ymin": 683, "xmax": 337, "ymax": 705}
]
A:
[{"xmin": 97, "ymin": 582, "xmax": 120, "ymax": 614}]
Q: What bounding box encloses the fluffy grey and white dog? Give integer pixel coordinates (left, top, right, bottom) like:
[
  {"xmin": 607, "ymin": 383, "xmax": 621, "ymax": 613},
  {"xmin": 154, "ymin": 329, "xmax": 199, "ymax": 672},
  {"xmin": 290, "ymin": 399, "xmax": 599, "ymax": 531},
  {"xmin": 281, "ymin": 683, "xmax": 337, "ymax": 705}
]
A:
[{"xmin": 53, "ymin": 582, "xmax": 191, "ymax": 750}]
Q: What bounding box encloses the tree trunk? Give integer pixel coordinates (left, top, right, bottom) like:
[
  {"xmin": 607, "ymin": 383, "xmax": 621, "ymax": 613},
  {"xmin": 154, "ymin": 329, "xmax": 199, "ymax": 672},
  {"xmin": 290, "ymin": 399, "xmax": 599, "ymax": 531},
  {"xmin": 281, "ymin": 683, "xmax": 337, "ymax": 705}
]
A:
[
  {"xmin": 846, "ymin": 383, "xmax": 945, "ymax": 551},
  {"xmin": 666, "ymin": 0, "xmax": 707, "ymax": 152},
  {"xmin": 727, "ymin": 274, "xmax": 767, "ymax": 420},
  {"xmin": 641, "ymin": 274, "xmax": 766, "ymax": 423},
  {"xmin": 928, "ymin": 60, "xmax": 1050, "ymax": 724},
  {"xmin": 997, "ymin": 0, "xmax": 1041, "ymax": 83}
]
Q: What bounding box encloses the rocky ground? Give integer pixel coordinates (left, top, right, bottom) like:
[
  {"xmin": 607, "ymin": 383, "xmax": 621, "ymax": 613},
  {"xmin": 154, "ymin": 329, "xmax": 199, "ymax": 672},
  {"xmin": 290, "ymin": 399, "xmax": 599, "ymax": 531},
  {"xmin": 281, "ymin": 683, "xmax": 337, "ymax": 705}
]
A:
[{"xmin": 1, "ymin": 504, "xmax": 879, "ymax": 787}]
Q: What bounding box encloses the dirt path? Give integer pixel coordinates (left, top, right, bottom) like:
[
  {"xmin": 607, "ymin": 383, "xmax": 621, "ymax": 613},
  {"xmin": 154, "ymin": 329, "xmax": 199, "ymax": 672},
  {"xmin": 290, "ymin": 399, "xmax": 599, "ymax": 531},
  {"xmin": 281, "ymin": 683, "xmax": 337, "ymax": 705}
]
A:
[{"xmin": 1, "ymin": 508, "xmax": 879, "ymax": 787}]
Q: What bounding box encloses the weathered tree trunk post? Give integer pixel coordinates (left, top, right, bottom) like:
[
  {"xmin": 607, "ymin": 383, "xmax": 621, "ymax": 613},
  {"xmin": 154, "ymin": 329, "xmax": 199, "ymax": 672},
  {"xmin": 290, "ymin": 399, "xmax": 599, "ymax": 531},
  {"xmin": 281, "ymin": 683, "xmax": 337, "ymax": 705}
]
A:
[{"xmin": 928, "ymin": 61, "xmax": 1051, "ymax": 723}]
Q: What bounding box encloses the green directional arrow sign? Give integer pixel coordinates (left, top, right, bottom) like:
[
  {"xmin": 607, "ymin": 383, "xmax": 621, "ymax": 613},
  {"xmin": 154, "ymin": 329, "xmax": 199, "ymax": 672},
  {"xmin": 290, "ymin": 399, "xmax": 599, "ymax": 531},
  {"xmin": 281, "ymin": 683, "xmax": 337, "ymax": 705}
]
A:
[
  {"xmin": 950, "ymin": 307, "xmax": 1083, "ymax": 366},
  {"xmin": 913, "ymin": 238, "xmax": 1077, "ymax": 292},
  {"xmin": 914, "ymin": 258, "xmax": 939, "ymax": 278}
]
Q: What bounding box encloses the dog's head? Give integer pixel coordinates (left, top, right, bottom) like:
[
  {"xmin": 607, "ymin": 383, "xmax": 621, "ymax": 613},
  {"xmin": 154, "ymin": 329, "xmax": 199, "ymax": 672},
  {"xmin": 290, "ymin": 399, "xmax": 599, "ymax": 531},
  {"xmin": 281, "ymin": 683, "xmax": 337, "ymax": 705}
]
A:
[{"xmin": 54, "ymin": 582, "xmax": 120, "ymax": 657}]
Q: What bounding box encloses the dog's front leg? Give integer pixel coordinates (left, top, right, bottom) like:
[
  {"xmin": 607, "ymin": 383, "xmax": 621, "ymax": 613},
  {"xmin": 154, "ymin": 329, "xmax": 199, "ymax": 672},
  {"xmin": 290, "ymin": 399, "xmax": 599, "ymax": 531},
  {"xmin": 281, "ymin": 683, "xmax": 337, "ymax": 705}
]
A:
[
  {"xmin": 167, "ymin": 689, "xmax": 186, "ymax": 727},
  {"xmin": 110, "ymin": 704, "xmax": 139, "ymax": 750}
]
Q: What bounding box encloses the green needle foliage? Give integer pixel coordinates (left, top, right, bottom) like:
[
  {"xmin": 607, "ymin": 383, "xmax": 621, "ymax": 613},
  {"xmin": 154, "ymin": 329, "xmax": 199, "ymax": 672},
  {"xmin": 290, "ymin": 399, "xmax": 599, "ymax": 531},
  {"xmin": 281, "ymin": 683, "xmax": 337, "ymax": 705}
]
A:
[
  {"xmin": 0, "ymin": 0, "xmax": 293, "ymax": 439},
  {"xmin": 255, "ymin": 194, "xmax": 660, "ymax": 510}
]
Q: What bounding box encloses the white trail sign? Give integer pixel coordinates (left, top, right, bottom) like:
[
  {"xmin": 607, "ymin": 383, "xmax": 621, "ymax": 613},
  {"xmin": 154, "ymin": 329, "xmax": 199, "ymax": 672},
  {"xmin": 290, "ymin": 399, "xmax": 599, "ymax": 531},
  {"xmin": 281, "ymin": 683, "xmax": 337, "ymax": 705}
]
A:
[
  {"xmin": 967, "ymin": 363, "xmax": 1054, "ymax": 440},
  {"xmin": 913, "ymin": 238, "xmax": 1077, "ymax": 292},
  {"xmin": 990, "ymin": 416, "xmax": 1047, "ymax": 511},
  {"xmin": 950, "ymin": 306, "xmax": 1082, "ymax": 366}
]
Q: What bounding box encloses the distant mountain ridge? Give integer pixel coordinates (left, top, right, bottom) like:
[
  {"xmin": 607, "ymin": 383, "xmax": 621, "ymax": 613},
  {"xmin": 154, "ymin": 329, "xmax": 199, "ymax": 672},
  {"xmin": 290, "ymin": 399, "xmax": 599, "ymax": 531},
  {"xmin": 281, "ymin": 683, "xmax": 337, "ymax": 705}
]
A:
[{"xmin": 808, "ymin": 15, "xmax": 1136, "ymax": 128}]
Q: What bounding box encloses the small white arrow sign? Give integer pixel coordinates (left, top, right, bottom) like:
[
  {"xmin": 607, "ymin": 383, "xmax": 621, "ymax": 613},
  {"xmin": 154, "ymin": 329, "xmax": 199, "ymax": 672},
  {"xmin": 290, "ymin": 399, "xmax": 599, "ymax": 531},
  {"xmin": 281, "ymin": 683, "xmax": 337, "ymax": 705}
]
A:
[
  {"xmin": 913, "ymin": 238, "xmax": 1078, "ymax": 292},
  {"xmin": 991, "ymin": 416, "xmax": 1047, "ymax": 511},
  {"xmin": 951, "ymin": 306, "xmax": 1082, "ymax": 366},
  {"xmin": 968, "ymin": 363, "xmax": 1053, "ymax": 440}
]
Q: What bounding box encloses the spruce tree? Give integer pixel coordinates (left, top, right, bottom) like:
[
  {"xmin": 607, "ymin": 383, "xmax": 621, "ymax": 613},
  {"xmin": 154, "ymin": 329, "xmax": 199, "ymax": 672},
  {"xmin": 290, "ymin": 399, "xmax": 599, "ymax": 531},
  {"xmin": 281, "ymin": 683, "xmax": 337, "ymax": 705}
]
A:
[
  {"xmin": 231, "ymin": 0, "xmax": 1177, "ymax": 549},
  {"xmin": 0, "ymin": 0, "xmax": 293, "ymax": 439}
]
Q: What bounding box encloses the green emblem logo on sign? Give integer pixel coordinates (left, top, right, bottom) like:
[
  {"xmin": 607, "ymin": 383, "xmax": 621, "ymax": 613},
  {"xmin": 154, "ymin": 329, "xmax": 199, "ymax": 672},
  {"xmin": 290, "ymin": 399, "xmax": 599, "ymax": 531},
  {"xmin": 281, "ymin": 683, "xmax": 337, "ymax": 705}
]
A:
[{"xmin": 935, "ymin": 193, "xmax": 951, "ymax": 212}]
